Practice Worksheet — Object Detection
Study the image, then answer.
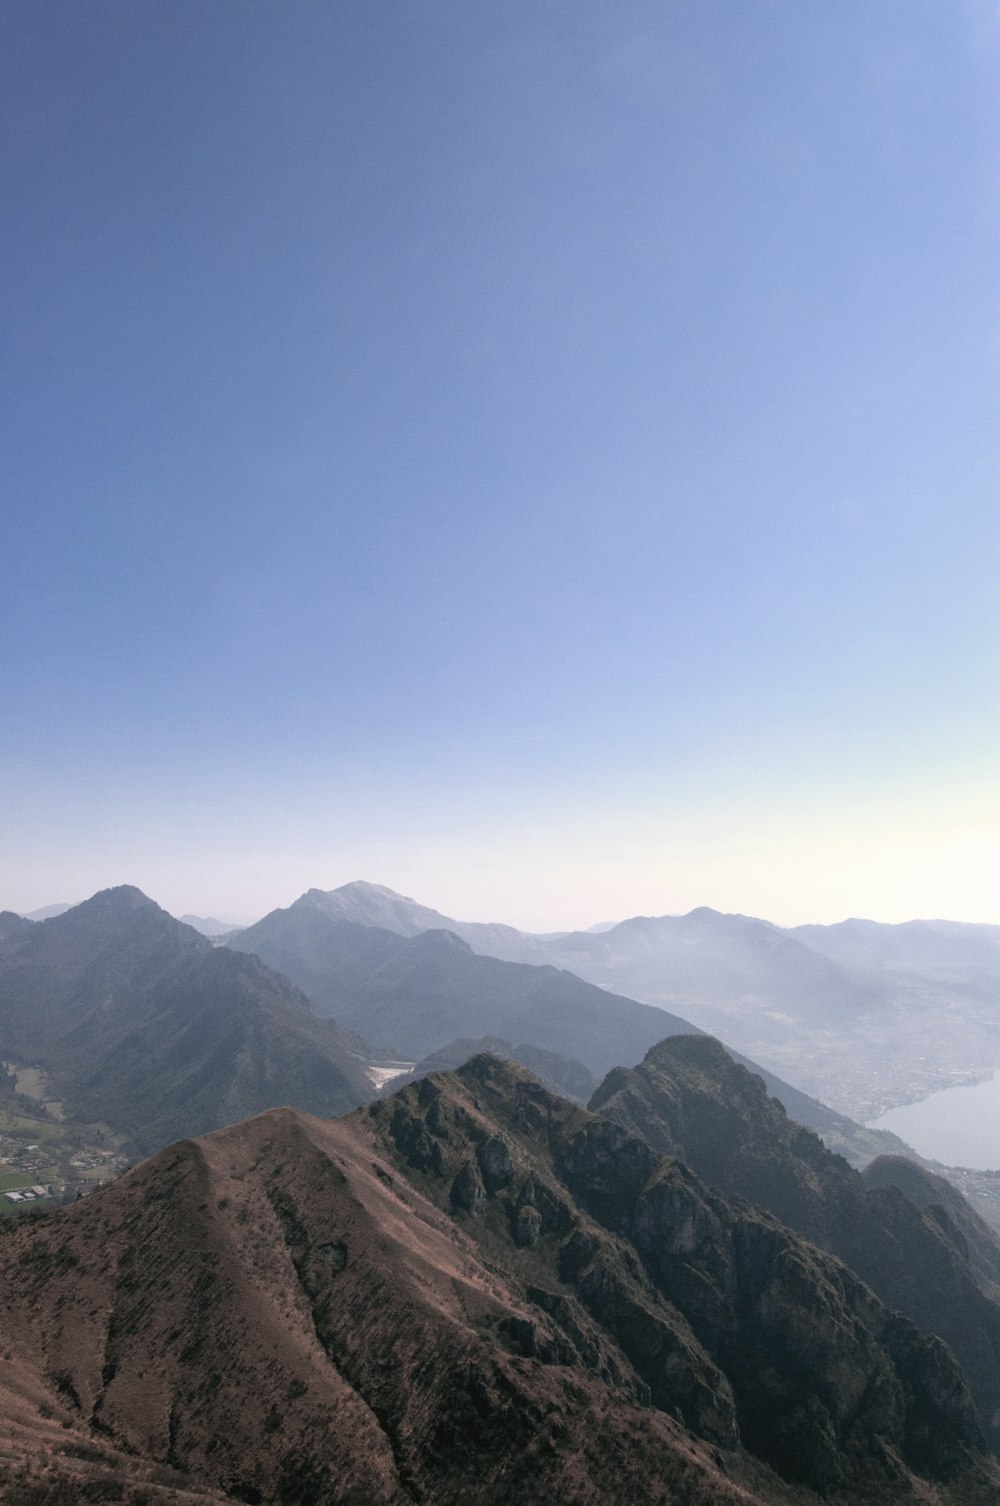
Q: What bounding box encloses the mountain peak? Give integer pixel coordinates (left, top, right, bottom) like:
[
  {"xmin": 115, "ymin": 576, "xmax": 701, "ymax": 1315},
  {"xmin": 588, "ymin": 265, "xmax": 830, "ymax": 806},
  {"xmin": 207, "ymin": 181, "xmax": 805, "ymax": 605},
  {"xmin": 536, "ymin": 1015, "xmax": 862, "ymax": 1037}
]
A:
[
  {"xmin": 307, "ymin": 879, "xmax": 413, "ymax": 901},
  {"xmin": 642, "ymin": 1033, "xmax": 733, "ymax": 1074},
  {"xmin": 77, "ymin": 884, "xmax": 161, "ymax": 914},
  {"xmin": 291, "ymin": 880, "xmax": 454, "ymax": 938}
]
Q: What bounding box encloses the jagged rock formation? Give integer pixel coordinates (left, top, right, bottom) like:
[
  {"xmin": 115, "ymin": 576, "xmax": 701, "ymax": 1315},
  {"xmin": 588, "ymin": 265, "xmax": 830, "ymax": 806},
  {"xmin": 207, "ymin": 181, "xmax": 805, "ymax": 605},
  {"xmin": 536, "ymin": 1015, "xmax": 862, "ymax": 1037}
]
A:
[
  {"xmin": 863, "ymin": 1154, "xmax": 1000, "ymax": 1295},
  {"xmin": 591, "ymin": 1033, "xmax": 1000, "ymax": 1451},
  {"xmin": 2, "ymin": 1058, "xmax": 993, "ymax": 1504}
]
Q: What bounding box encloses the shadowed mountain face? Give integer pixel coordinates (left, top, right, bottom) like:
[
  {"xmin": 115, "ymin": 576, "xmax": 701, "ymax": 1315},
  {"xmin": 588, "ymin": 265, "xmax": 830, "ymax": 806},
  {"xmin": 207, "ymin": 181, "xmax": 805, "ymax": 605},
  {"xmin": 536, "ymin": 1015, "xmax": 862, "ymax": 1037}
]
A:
[
  {"xmin": 590, "ymin": 1035, "xmax": 1000, "ymax": 1451},
  {"xmin": 229, "ymin": 906, "xmax": 704, "ymax": 1076},
  {"xmin": 231, "ymin": 895, "xmax": 920, "ymax": 1171},
  {"xmin": 862, "ymin": 1155, "xmax": 1000, "ymax": 1296},
  {"xmin": 227, "ymin": 905, "xmax": 413, "ymax": 1013},
  {"xmin": 0, "ymin": 887, "xmax": 372, "ymax": 1154},
  {"xmin": 1, "ymin": 1059, "xmax": 996, "ymax": 1506},
  {"xmin": 0, "ymin": 910, "xmax": 32, "ymax": 943},
  {"xmin": 281, "ymin": 885, "xmax": 1000, "ymax": 1123},
  {"xmin": 396, "ymin": 1035, "xmax": 599, "ymax": 1104}
]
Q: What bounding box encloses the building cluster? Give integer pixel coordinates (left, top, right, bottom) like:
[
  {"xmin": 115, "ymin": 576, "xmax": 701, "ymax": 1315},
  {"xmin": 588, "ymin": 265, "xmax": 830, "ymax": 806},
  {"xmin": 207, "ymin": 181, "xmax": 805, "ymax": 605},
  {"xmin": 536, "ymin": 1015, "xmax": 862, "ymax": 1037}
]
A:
[
  {"xmin": 1, "ymin": 1131, "xmax": 129, "ymax": 1214},
  {"xmin": 3, "ymin": 1183, "xmax": 51, "ymax": 1205}
]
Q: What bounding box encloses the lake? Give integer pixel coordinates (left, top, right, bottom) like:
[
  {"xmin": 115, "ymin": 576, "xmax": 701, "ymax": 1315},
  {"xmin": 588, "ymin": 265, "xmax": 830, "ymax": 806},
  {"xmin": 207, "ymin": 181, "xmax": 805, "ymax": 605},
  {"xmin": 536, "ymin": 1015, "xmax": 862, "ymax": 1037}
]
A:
[{"xmin": 867, "ymin": 1072, "xmax": 1000, "ymax": 1169}]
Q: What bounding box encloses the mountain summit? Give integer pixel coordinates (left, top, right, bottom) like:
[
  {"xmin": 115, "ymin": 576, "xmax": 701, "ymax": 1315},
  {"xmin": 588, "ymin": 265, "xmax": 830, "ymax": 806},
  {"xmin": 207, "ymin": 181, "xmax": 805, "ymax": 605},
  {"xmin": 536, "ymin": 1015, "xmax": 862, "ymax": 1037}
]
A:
[{"xmin": 0, "ymin": 886, "xmax": 372, "ymax": 1153}]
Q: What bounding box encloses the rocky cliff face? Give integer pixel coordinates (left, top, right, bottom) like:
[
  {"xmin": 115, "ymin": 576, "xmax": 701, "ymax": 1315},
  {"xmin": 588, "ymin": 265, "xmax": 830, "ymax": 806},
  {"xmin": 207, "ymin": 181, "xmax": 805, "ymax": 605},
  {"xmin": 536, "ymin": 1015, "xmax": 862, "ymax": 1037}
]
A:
[
  {"xmin": 862, "ymin": 1153, "xmax": 1000, "ymax": 1295},
  {"xmin": 375, "ymin": 1056, "xmax": 994, "ymax": 1497},
  {"xmin": 591, "ymin": 1033, "xmax": 1000, "ymax": 1452},
  {"xmin": 1, "ymin": 1058, "xmax": 997, "ymax": 1504}
]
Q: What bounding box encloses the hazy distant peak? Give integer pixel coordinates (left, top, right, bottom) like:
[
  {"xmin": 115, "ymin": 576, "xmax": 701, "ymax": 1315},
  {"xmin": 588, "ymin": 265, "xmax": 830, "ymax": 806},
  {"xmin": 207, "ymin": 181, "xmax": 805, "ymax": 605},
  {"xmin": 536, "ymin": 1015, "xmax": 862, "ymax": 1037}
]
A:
[
  {"xmin": 75, "ymin": 884, "xmax": 161, "ymax": 914},
  {"xmin": 339, "ymin": 879, "xmax": 415, "ymax": 898},
  {"xmin": 179, "ymin": 913, "xmax": 242, "ymax": 936},
  {"xmin": 292, "ymin": 879, "xmax": 456, "ymax": 938},
  {"xmin": 305, "ymin": 880, "xmax": 418, "ymax": 903},
  {"xmin": 20, "ymin": 902, "xmax": 74, "ymax": 921},
  {"xmin": 682, "ymin": 906, "xmax": 778, "ymax": 931}
]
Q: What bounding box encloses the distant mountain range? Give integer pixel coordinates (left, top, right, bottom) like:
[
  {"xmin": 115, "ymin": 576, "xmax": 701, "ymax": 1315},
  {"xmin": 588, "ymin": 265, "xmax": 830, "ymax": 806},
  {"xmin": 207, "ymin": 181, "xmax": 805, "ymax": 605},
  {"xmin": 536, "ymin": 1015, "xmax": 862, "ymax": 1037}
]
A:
[
  {"xmin": 179, "ymin": 912, "xmax": 244, "ymax": 936},
  {"xmin": 20, "ymin": 879, "xmax": 1000, "ymax": 1124},
  {"xmin": 1, "ymin": 886, "xmax": 914, "ymax": 1179},
  {"xmin": 229, "ymin": 899, "xmax": 701, "ymax": 1073},
  {"xmin": 225, "ymin": 884, "xmax": 919, "ymax": 1170},
  {"xmin": 282, "ymin": 880, "xmax": 557, "ymax": 963},
  {"xmin": 231, "ymin": 881, "xmax": 1000, "ymax": 1121},
  {"xmin": 0, "ymin": 886, "xmax": 372, "ymax": 1154},
  {"xmin": 1, "ymin": 1054, "xmax": 996, "ymax": 1505},
  {"xmin": 18, "ymin": 902, "xmax": 243, "ymax": 935}
]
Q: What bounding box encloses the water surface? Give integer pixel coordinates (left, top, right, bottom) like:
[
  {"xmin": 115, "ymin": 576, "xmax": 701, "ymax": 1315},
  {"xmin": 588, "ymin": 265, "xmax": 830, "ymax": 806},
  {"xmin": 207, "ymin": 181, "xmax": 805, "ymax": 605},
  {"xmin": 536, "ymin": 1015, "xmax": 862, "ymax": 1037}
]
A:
[{"xmin": 868, "ymin": 1072, "xmax": 1000, "ymax": 1169}]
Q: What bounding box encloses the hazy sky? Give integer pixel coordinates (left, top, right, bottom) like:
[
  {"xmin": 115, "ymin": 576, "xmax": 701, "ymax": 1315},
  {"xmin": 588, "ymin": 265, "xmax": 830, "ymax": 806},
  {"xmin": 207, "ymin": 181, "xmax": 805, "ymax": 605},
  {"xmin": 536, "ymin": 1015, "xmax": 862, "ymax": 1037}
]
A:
[{"xmin": 4, "ymin": 1, "xmax": 999, "ymax": 928}]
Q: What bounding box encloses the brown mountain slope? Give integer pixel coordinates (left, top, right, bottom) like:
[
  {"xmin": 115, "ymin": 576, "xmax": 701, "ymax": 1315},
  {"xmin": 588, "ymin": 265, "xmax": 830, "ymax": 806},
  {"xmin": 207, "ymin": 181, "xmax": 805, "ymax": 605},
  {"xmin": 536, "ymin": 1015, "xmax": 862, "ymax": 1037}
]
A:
[
  {"xmin": 1, "ymin": 1060, "xmax": 998, "ymax": 1505},
  {"xmin": 1, "ymin": 1104, "xmax": 755, "ymax": 1506}
]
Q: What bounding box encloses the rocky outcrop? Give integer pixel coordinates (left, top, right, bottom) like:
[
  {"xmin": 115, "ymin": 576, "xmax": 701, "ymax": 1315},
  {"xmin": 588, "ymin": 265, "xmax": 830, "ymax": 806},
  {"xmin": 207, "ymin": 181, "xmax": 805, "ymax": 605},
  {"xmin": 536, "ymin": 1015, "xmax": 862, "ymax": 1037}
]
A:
[
  {"xmin": 364, "ymin": 1054, "xmax": 993, "ymax": 1498},
  {"xmin": 863, "ymin": 1153, "xmax": 1000, "ymax": 1293},
  {"xmin": 592, "ymin": 1033, "xmax": 1000, "ymax": 1453}
]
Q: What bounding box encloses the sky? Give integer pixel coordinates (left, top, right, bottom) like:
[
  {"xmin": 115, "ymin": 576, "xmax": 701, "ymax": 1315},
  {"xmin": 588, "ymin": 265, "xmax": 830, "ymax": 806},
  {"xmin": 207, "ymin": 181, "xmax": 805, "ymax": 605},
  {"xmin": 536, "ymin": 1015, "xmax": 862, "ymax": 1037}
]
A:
[{"xmin": 3, "ymin": 0, "xmax": 1000, "ymax": 929}]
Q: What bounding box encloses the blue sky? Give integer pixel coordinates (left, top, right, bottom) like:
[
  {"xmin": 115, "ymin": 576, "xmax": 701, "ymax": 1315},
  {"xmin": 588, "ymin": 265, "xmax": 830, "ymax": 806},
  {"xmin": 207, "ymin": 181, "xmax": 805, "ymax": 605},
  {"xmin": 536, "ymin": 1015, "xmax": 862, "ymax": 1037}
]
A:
[{"xmin": 3, "ymin": 1, "xmax": 999, "ymax": 926}]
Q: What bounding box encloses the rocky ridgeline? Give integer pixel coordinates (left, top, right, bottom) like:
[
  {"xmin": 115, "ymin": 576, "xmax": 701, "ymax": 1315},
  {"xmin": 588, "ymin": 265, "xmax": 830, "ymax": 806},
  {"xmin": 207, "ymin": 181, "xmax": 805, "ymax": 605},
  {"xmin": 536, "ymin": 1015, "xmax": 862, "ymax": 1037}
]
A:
[
  {"xmin": 590, "ymin": 1033, "xmax": 1000, "ymax": 1455},
  {"xmin": 369, "ymin": 1055, "xmax": 991, "ymax": 1498},
  {"xmin": 0, "ymin": 1054, "xmax": 998, "ymax": 1504}
]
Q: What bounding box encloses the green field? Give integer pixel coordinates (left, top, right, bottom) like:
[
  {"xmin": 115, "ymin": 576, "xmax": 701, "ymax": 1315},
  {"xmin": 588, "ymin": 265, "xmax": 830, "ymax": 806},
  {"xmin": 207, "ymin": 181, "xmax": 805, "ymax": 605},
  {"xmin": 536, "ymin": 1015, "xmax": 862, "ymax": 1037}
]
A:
[
  {"xmin": 78, "ymin": 1162, "xmax": 116, "ymax": 1181},
  {"xmin": 0, "ymin": 1166, "xmax": 57, "ymax": 1192},
  {"xmin": 0, "ymin": 1111, "xmax": 63, "ymax": 1144},
  {"xmin": 0, "ymin": 1171, "xmax": 32, "ymax": 1191}
]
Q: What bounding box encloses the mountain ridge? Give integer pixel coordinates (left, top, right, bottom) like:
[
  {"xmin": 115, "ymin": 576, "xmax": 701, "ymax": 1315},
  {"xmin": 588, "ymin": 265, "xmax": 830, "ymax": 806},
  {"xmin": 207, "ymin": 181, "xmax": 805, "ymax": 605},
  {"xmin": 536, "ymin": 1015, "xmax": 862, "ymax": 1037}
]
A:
[
  {"xmin": 266, "ymin": 881, "xmax": 1000, "ymax": 1128},
  {"xmin": 0, "ymin": 886, "xmax": 372, "ymax": 1154},
  {"xmin": 231, "ymin": 888, "xmax": 924, "ymax": 1171},
  {"xmin": 1, "ymin": 1060, "xmax": 997, "ymax": 1503},
  {"xmin": 590, "ymin": 1033, "xmax": 1000, "ymax": 1452}
]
